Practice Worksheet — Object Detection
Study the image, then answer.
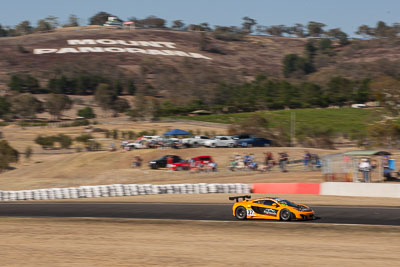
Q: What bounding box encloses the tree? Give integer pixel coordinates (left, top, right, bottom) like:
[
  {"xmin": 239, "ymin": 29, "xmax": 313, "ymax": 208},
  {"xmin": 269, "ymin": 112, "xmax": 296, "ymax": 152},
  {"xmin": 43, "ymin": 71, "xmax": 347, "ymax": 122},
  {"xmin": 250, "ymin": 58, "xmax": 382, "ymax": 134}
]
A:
[
  {"xmin": 136, "ymin": 16, "xmax": 166, "ymax": 28},
  {"xmin": 64, "ymin": 14, "xmax": 80, "ymax": 27},
  {"xmin": 45, "ymin": 94, "xmax": 73, "ymax": 120},
  {"xmin": 283, "ymin": 54, "xmax": 301, "ymax": 77},
  {"xmin": 325, "ymin": 77, "xmax": 353, "ymax": 106},
  {"xmin": 266, "ymin": 25, "xmax": 286, "ymax": 36},
  {"xmin": 370, "ymin": 76, "xmax": 400, "ymax": 115},
  {"xmin": 282, "ymin": 54, "xmax": 314, "ymax": 77},
  {"xmin": 188, "ymin": 23, "xmax": 211, "ymax": 32},
  {"xmin": 111, "ymin": 98, "xmax": 130, "ymax": 115},
  {"xmin": 9, "ymin": 94, "xmax": 43, "ymax": 119},
  {"xmin": 326, "ymin": 28, "xmax": 349, "ymax": 45},
  {"xmin": 213, "ymin": 26, "xmax": 244, "ymax": 41},
  {"xmin": 127, "ymin": 79, "xmax": 136, "ymax": 95},
  {"xmin": 14, "ymin": 20, "xmax": 33, "ymax": 35},
  {"xmin": 375, "ymin": 21, "xmax": 390, "ymax": 37},
  {"xmin": 56, "ymin": 134, "xmax": 73, "ymax": 149},
  {"xmin": 94, "ymin": 83, "xmax": 117, "ymax": 112},
  {"xmin": 89, "ymin": 11, "xmax": 112, "ymax": 25},
  {"xmin": 0, "ymin": 140, "xmax": 19, "ymax": 172},
  {"xmin": 0, "ymin": 24, "xmax": 8, "ymax": 37},
  {"xmin": 356, "ymin": 25, "xmax": 374, "ymax": 37},
  {"xmin": 36, "ymin": 19, "xmax": 52, "ymax": 32},
  {"xmin": 8, "ymin": 74, "xmax": 40, "ymax": 93},
  {"xmin": 307, "ymin": 21, "xmax": 326, "ymax": 37},
  {"xmin": 0, "ymin": 96, "xmax": 11, "ymax": 118},
  {"xmin": 77, "ymin": 107, "xmax": 96, "ymax": 119},
  {"xmin": 171, "ymin": 20, "xmax": 185, "ymax": 30},
  {"xmin": 303, "ymin": 40, "xmax": 317, "ymax": 72},
  {"xmin": 241, "ymin": 17, "xmax": 257, "ymax": 33},
  {"xmin": 318, "ymin": 38, "xmax": 334, "ymax": 55},
  {"xmin": 290, "ymin": 23, "xmax": 306, "ymax": 37}
]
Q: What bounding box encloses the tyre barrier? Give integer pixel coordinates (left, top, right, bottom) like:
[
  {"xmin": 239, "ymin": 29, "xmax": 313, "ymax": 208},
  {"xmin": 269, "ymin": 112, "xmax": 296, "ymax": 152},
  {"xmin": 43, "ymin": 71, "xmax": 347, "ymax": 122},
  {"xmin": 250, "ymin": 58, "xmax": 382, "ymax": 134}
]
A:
[{"xmin": 0, "ymin": 183, "xmax": 251, "ymax": 201}]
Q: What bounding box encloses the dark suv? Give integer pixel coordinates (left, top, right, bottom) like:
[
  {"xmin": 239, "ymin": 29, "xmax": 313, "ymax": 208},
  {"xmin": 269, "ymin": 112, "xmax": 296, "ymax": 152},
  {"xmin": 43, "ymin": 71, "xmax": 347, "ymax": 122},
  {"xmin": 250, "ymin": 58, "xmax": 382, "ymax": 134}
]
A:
[
  {"xmin": 148, "ymin": 155, "xmax": 183, "ymax": 169},
  {"xmin": 233, "ymin": 134, "xmax": 272, "ymax": 147}
]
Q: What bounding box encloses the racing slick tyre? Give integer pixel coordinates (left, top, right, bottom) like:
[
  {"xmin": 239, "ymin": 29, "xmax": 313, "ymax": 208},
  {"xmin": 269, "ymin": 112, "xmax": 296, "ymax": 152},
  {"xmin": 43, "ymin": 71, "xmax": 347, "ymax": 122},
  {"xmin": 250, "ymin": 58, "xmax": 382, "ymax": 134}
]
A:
[
  {"xmin": 279, "ymin": 208, "xmax": 292, "ymax": 221},
  {"xmin": 235, "ymin": 206, "xmax": 247, "ymax": 220}
]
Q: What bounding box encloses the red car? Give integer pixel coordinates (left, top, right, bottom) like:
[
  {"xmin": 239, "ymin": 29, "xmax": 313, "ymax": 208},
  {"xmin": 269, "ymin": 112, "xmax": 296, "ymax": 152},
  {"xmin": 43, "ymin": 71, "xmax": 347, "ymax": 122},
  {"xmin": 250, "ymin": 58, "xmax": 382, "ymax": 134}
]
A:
[{"xmin": 171, "ymin": 155, "xmax": 214, "ymax": 171}]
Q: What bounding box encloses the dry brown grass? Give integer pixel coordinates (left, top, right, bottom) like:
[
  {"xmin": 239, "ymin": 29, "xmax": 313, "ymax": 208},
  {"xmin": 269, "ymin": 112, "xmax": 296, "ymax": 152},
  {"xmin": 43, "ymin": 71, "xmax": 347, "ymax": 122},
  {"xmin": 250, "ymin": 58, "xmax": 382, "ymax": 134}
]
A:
[
  {"xmin": 1, "ymin": 217, "xmax": 399, "ymax": 266},
  {"xmin": 0, "ymin": 117, "xmax": 345, "ymax": 190}
]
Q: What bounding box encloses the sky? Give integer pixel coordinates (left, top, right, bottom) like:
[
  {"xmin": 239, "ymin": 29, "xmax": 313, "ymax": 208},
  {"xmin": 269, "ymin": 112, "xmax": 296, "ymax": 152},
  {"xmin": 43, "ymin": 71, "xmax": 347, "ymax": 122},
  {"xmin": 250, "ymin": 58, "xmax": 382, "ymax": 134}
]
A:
[{"xmin": 1, "ymin": 0, "xmax": 399, "ymax": 36}]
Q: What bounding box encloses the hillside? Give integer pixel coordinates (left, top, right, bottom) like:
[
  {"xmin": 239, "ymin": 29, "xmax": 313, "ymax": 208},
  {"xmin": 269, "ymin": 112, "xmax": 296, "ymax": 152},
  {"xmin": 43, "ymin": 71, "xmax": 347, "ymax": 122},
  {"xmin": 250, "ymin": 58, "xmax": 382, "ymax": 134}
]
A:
[
  {"xmin": 1, "ymin": 26, "xmax": 400, "ymax": 94},
  {"xmin": 0, "ymin": 26, "xmax": 304, "ymax": 91}
]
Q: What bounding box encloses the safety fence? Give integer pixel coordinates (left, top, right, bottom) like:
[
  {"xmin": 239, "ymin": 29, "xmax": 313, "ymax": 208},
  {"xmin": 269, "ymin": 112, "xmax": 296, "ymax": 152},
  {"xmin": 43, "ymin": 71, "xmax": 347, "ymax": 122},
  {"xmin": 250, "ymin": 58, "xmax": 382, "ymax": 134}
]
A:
[{"xmin": 0, "ymin": 183, "xmax": 250, "ymax": 201}]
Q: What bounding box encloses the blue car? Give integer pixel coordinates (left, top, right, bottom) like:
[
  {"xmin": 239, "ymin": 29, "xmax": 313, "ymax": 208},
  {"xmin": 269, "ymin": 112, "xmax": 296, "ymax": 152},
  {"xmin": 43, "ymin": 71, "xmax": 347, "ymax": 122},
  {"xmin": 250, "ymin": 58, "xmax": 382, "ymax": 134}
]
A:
[{"xmin": 233, "ymin": 134, "xmax": 272, "ymax": 147}]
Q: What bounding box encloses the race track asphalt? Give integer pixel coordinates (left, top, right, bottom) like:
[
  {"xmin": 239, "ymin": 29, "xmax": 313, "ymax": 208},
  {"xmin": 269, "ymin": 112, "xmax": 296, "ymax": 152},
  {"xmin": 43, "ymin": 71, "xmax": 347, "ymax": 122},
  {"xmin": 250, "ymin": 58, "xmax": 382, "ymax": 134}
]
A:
[{"xmin": 0, "ymin": 203, "xmax": 399, "ymax": 226}]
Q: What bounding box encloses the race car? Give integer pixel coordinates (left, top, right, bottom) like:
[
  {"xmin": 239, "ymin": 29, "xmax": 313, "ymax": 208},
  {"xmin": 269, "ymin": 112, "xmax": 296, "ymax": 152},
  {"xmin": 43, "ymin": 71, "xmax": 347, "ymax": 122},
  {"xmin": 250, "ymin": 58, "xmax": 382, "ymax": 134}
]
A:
[{"xmin": 230, "ymin": 195, "xmax": 315, "ymax": 221}]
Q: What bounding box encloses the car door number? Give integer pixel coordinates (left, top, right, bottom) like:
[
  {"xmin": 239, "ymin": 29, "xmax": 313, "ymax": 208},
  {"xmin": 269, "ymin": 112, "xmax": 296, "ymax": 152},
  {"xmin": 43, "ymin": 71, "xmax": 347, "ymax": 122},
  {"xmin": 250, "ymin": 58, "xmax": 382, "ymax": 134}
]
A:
[{"xmin": 246, "ymin": 209, "xmax": 255, "ymax": 216}]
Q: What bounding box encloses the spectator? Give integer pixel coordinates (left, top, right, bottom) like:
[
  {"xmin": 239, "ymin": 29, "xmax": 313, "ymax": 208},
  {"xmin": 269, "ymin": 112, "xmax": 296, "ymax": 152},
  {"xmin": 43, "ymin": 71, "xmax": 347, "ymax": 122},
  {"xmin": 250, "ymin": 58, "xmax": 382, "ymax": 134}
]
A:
[
  {"xmin": 358, "ymin": 158, "xmax": 372, "ymax": 182},
  {"xmin": 279, "ymin": 152, "xmax": 289, "ymax": 172},
  {"xmin": 209, "ymin": 162, "xmax": 218, "ymax": 172},
  {"xmin": 131, "ymin": 156, "xmax": 143, "ymax": 168},
  {"xmin": 303, "ymin": 151, "xmax": 311, "ymax": 169},
  {"xmin": 264, "ymin": 152, "xmax": 274, "ymax": 171}
]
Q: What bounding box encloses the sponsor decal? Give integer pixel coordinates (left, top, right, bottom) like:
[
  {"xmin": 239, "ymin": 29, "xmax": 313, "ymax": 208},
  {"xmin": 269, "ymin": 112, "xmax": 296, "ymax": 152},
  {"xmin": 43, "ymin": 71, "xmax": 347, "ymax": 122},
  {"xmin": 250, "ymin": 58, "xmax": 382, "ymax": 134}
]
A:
[
  {"xmin": 263, "ymin": 208, "xmax": 277, "ymax": 216},
  {"xmin": 33, "ymin": 39, "xmax": 212, "ymax": 60}
]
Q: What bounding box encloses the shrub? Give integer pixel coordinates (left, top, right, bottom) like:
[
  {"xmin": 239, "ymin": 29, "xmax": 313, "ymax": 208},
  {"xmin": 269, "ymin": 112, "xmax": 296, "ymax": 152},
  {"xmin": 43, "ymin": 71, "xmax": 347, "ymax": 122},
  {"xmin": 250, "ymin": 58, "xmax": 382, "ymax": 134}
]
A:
[
  {"xmin": 75, "ymin": 134, "xmax": 93, "ymax": 144},
  {"xmin": 0, "ymin": 140, "xmax": 19, "ymax": 171},
  {"xmin": 35, "ymin": 135, "xmax": 56, "ymax": 149},
  {"xmin": 77, "ymin": 106, "xmax": 96, "ymax": 119}
]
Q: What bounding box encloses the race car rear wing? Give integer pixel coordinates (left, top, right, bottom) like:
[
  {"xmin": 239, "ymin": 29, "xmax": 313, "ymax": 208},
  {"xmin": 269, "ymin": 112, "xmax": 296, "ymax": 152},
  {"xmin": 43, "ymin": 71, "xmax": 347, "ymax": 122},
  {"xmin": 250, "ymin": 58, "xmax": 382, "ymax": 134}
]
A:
[{"xmin": 229, "ymin": 195, "xmax": 251, "ymax": 202}]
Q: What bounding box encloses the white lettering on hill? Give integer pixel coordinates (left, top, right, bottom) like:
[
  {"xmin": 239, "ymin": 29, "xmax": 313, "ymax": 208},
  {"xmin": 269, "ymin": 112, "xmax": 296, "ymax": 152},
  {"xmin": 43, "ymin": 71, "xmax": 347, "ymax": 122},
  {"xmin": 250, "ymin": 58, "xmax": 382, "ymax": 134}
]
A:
[{"xmin": 34, "ymin": 39, "xmax": 211, "ymax": 60}]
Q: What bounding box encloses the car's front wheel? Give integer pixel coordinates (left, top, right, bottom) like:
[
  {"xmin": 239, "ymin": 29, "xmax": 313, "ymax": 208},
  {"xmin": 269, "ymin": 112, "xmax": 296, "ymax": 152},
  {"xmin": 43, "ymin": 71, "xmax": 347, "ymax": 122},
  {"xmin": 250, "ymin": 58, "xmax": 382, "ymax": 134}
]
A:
[
  {"xmin": 279, "ymin": 208, "xmax": 292, "ymax": 221},
  {"xmin": 235, "ymin": 206, "xmax": 247, "ymax": 220}
]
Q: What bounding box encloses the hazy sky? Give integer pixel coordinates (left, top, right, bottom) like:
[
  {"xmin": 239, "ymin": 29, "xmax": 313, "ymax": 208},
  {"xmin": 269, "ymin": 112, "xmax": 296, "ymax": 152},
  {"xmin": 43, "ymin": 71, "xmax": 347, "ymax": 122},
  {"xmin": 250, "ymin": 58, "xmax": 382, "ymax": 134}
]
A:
[{"xmin": 1, "ymin": 0, "xmax": 399, "ymax": 35}]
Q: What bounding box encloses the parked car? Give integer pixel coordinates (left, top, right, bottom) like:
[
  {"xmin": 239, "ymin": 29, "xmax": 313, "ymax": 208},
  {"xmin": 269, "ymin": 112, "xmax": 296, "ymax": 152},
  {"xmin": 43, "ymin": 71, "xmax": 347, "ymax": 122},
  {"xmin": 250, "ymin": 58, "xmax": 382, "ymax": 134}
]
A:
[
  {"xmin": 126, "ymin": 140, "xmax": 148, "ymax": 149},
  {"xmin": 171, "ymin": 155, "xmax": 215, "ymax": 171},
  {"xmin": 204, "ymin": 136, "xmax": 236, "ymax": 148},
  {"xmin": 148, "ymin": 155, "xmax": 183, "ymax": 169},
  {"xmin": 233, "ymin": 134, "xmax": 272, "ymax": 147},
  {"xmin": 191, "ymin": 155, "xmax": 214, "ymax": 164},
  {"xmin": 182, "ymin": 136, "xmax": 211, "ymax": 147}
]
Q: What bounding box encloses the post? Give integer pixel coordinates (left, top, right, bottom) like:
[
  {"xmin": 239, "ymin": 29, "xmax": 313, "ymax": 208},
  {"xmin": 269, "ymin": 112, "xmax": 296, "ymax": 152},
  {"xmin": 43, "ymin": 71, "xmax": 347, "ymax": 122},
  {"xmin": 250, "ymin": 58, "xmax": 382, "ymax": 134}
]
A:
[{"xmin": 290, "ymin": 112, "xmax": 296, "ymax": 147}]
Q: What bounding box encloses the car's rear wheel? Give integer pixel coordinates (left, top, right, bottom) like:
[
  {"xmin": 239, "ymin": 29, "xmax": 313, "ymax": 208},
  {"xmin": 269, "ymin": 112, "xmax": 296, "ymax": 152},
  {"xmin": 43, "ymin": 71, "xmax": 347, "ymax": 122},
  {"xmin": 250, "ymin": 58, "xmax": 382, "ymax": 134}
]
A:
[
  {"xmin": 263, "ymin": 143, "xmax": 270, "ymax": 147},
  {"xmin": 177, "ymin": 166, "xmax": 183, "ymax": 171},
  {"xmin": 279, "ymin": 208, "xmax": 292, "ymax": 221},
  {"xmin": 228, "ymin": 143, "xmax": 234, "ymax": 148},
  {"xmin": 235, "ymin": 206, "xmax": 247, "ymax": 220},
  {"xmin": 247, "ymin": 143, "xmax": 253, "ymax": 148}
]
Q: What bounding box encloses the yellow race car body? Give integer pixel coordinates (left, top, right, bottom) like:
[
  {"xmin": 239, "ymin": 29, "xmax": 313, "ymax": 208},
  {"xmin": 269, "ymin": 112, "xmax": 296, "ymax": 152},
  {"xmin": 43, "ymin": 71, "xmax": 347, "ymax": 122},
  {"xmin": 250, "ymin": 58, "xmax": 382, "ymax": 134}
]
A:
[{"xmin": 230, "ymin": 195, "xmax": 315, "ymax": 221}]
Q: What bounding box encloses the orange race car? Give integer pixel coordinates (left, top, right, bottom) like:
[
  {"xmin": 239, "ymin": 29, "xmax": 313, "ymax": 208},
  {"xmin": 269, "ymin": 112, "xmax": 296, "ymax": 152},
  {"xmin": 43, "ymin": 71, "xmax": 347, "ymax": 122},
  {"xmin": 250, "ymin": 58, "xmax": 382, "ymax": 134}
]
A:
[{"xmin": 230, "ymin": 195, "xmax": 315, "ymax": 221}]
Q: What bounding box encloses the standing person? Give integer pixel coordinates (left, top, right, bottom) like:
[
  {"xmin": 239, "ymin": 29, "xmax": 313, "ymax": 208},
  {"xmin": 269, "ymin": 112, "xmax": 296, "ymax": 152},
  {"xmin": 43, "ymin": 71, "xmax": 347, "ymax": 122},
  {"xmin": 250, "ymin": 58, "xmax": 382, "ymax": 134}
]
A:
[
  {"xmin": 279, "ymin": 152, "xmax": 289, "ymax": 172},
  {"xmin": 303, "ymin": 151, "xmax": 311, "ymax": 170},
  {"xmin": 359, "ymin": 158, "xmax": 372, "ymax": 182}
]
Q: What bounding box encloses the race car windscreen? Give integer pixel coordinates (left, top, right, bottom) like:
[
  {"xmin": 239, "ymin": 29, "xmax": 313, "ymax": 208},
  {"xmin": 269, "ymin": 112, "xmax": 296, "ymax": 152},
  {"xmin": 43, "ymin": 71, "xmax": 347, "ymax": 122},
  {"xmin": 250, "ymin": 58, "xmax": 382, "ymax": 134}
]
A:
[{"xmin": 276, "ymin": 199, "xmax": 297, "ymax": 207}]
